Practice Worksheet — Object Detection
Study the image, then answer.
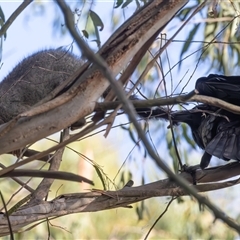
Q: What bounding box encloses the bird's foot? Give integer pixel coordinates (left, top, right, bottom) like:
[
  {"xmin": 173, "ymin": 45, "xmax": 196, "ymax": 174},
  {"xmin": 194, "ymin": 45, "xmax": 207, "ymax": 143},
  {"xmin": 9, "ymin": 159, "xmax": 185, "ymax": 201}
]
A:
[{"xmin": 181, "ymin": 164, "xmax": 201, "ymax": 185}]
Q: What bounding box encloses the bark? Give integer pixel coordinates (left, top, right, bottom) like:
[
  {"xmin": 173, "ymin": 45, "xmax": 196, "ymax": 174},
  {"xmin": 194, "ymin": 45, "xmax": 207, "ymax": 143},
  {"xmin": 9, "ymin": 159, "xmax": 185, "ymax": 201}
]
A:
[{"xmin": 0, "ymin": 162, "xmax": 240, "ymax": 236}]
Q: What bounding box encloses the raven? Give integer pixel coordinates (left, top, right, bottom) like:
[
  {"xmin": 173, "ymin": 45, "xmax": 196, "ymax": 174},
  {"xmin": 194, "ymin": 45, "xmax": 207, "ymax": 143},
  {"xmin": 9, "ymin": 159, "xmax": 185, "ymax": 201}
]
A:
[{"xmin": 136, "ymin": 74, "xmax": 240, "ymax": 169}]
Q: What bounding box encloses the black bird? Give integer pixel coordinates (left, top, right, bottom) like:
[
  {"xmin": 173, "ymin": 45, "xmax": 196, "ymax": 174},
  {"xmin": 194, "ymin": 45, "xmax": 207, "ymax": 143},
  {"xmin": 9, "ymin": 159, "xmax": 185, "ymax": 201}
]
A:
[
  {"xmin": 196, "ymin": 74, "xmax": 240, "ymax": 105},
  {"xmin": 136, "ymin": 74, "xmax": 240, "ymax": 169}
]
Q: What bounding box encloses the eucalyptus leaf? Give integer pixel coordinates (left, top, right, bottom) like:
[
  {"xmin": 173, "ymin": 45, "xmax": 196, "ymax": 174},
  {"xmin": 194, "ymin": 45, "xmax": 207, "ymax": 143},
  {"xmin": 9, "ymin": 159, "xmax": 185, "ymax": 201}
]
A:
[
  {"xmin": 89, "ymin": 10, "xmax": 104, "ymax": 31},
  {"xmin": 179, "ymin": 23, "xmax": 200, "ymax": 69},
  {"xmin": 82, "ymin": 29, "xmax": 89, "ymax": 39},
  {"xmin": 114, "ymin": 0, "xmax": 123, "ymax": 8}
]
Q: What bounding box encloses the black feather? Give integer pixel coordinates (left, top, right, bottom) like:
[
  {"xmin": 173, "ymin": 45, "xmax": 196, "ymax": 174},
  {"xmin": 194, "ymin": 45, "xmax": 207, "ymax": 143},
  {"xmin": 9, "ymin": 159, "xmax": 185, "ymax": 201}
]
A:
[{"xmin": 135, "ymin": 74, "xmax": 240, "ymax": 168}]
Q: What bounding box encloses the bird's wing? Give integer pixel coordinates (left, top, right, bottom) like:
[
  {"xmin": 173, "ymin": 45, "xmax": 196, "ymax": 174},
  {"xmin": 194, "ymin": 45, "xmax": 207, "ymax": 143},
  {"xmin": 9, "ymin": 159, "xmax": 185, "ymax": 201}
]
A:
[
  {"xmin": 195, "ymin": 74, "xmax": 240, "ymax": 103},
  {"xmin": 205, "ymin": 121, "xmax": 240, "ymax": 161}
]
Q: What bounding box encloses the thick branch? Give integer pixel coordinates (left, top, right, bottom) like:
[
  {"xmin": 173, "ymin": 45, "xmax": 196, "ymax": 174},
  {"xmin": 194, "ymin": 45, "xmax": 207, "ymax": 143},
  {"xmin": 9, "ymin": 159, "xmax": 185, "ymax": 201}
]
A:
[{"xmin": 0, "ymin": 162, "xmax": 240, "ymax": 236}]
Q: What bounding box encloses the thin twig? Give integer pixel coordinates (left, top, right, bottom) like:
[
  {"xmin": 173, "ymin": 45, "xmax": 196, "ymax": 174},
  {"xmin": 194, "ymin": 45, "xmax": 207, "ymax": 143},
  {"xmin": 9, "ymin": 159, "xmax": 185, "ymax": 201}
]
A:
[
  {"xmin": 144, "ymin": 197, "xmax": 177, "ymax": 240},
  {"xmin": 0, "ymin": 0, "xmax": 33, "ymax": 38}
]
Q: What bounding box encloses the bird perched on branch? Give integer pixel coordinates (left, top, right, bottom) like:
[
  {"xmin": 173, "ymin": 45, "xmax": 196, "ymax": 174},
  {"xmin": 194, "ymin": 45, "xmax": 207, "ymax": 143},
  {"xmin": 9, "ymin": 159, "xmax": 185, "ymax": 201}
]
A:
[
  {"xmin": 136, "ymin": 74, "xmax": 240, "ymax": 169},
  {"xmin": 0, "ymin": 49, "xmax": 238, "ymax": 169}
]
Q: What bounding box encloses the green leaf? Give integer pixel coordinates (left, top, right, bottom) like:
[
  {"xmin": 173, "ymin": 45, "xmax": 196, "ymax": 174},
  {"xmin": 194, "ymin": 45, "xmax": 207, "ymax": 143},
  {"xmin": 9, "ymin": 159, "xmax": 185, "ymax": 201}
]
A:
[
  {"xmin": 93, "ymin": 165, "xmax": 106, "ymax": 190},
  {"xmin": 82, "ymin": 30, "xmax": 89, "ymax": 39},
  {"xmin": 91, "ymin": 39, "xmax": 101, "ymax": 48},
  {"xmin": 89, "ymin": 10, "xmax": 104, "ymax": 31},
  {"xmin": 119, "ymin": 171, "xmax": 125, "ymax": 185},
  {"xmin": 128, "ymin": 127, "xmax": 139, "ymax": 147},
  {"xmin": 204, "ymin": 22, "xmax": 217, "ymax": 39},
  {"xmin": 114, "ymin": 0, "xmax": 123, "ymax": 8},
  {"xmin": 89, "ymin": 10, "xmax": 103, "ymax": 48},
  {"xmin": 0, "ymin": 6, "xmax": 5, "ymax": 23},
  {"xmin": 179, "ymin": 23, "xmax": 200, "ymax": 69},
  {"xmin": 136, "ymin": 201, "xmax": 145, "ymax": 220},
  {"xmin": 128, "ymin": 170, "xmax": 132, "ymax": 181},
  {"xmin": 141, "ymin": 175, "xmax": 145, "ymax": 185},
  {"xmin": 121, "ymin": 124, "xmax": 140, "ymax": 148},
  {"xmin": 0, "ymin": 6, "xmax": 6, "ymax": 40},
  {"xmin": 182, "ymin": 124, "xmax": 196, "ymax": 149},
  {"xmin": 177, "ymin": 6, "xmax": 196, "ymax": 21}
]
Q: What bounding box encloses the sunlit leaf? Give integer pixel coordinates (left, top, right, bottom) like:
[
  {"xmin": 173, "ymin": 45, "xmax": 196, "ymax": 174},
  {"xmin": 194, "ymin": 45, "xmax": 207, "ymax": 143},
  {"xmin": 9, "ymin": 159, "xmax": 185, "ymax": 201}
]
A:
[
  {"xmin": 135, "ymin": 0, "xmax": 140, "ymax": 9},
  {"xmin": 89, "ymin": 10, "xmax": 104, "ymax": 31}
]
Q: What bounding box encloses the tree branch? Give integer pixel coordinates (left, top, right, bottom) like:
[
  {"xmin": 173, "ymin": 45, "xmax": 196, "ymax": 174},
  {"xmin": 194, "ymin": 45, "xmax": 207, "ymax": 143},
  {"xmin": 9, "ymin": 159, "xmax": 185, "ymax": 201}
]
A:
[
  {"xmin": 0, "ymin": 162, "xmax": 240, "ymax": 236},
  {"xmin": 95, "ymin": 93, "xmax": 240, "ymax": 115}
]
